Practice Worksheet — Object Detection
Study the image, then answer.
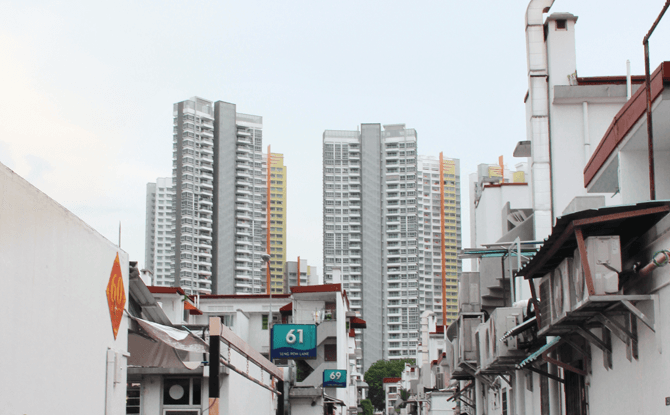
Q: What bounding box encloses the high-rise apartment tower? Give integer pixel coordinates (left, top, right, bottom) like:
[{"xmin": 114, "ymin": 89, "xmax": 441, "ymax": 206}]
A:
[
  {"xmin": 144, "ymin": 177, "xmax": 175, "ymax": 286},
  {"xmin": 269, "ymin": 152, "xmax": 287, "ymax": 294},
  {"xmin": 145, "ymin": 97, "xmax": 281, "ymax": 295},
  {"xmin": 322, "ymin": 124, "xmax": 461, "ymax": 370}
]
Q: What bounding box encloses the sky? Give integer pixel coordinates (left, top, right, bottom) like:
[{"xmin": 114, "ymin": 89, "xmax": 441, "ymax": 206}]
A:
[{"xmin": 2, "ymin": 0, "xmax": 670, "ymax": 275}]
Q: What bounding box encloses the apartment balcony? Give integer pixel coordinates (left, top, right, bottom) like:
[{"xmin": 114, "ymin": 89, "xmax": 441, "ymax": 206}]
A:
[
  {"xmin": 237, "ymin": 212, "xmax": 253, "ymax": 221},
  {"xmin": 236, "ymin": 220, "xmax": 251, "ymax": 228},
  {"xmin": 235, "ymin": 263, "xmax": 252, "ymax": 272},
  {"xmin": 236, "ymin": 170, "xmax": 252, "ymax": 180},
  {"xmin": 237, "ymin": 144, "xmax": 252, "ymax": 153},
  {"xmin": 197, "ymin": 269, "xmax": 212, "ymax": 277},
  {"xmin": 237, "ymin": 153, "xmax": 252, "ymax": 163},
  {"xmin": 235, "ymin": 281, "xmax": 253, "ymax": 289},
  {"xmin": 235, "ymin": 186, "xmax": 253, "ymax": 199}
]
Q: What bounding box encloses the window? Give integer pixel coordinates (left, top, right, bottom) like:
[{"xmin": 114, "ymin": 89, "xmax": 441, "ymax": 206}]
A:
[
  {"xmin": 262, "ymin": 314, "xmax": 269, "ymax": 330},
  {"xmin": 556, "ymin": 19, "xmax": 567, "ymax": 30},
  {"xmin": 324, "ymin": 344, "xmax": 337, "ymax": 361},
  {"xmin": 163, "ymin": 377, "xmax": 201, "ymax": 406},
  {"xmin": 126, "ymin": 382, "xmax": 141, "ymax": 414}
]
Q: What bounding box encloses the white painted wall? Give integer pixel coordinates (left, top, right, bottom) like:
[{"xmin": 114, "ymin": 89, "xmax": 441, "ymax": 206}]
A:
[
  {"xmin": 619, "ymin": 150, "xmax": 650, "ymax": 205},
  {"xmin": 0, "ymin": 163, "xmax": 129, "ymax": 415},
  {"xmin": 583, "ymin": 228, "xmax": 670, "ymax": 415},
  {"xmin": 474, "ymin": 185, "xmax": 531, "ymax": 247}
]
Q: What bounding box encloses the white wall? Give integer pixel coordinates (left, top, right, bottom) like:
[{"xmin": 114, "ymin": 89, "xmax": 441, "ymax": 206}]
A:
[
  {"xmin": 584, "ymin": 230, "xmax": 670, "ymax": 415},
  {"xmin": 0, "ymin": 163, "xmax": 129, "ymax": 415},
  {"xmin": 474, "ymin": 185, "xmax": 531, "ymax": 247},
  {"xmin": 619, "ymin": 150, "xmax": 650, "ymax": 205}
]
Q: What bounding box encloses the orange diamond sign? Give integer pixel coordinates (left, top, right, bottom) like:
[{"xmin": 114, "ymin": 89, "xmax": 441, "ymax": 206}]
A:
[{"xmin": 106, "ymin": 253, "xmax": 126, "ymax": 339}]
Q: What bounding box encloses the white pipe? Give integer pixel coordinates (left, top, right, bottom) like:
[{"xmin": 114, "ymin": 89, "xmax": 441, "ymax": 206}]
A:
[
  {"xmin": 626, "ymin": 59, "xmax": 632, "ymax": 100},
  {"xmin": 526, "ymin": 0, "xmax": 555, "ymax": 241},
  {"xmin": 583, "ymin": 101, "xmax": 590, "ymax": 163}
]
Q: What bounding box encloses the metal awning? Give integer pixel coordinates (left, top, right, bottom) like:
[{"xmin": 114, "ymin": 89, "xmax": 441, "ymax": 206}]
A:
[
  {"xmin": 128, "ymin": 315, "xmax": 208, "ymax": 370},
  {"xmin": 324, "ymin": 394, "xmax": 346, "ymax": 406},
  {"xmin": 516, "ymin": 336, "xmax": 562, "ymax": 369},
  {"xmin": 500, "ymin": 317, "xmax": 536, "ymax": 342},
  {"xmin": 459, "ymin": 247, "xmax": 537, "ymax": 259},
  {"xmin": 517, "ymin": 201, "xmax": 670, "ymax": 280}
]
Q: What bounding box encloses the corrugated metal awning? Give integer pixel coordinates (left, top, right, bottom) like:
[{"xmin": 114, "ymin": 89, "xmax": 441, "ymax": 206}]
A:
[{"xmin": 517, "ymin": 201, "xmax": 670, "ymax": 280}]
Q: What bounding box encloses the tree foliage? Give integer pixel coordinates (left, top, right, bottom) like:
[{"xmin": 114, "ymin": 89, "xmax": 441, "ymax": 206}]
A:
[
  {"xmin": 359, "ymin": 399, "xmax": 374, "ymax": 415},
  {"xmin": 363, "ymin": 358, "xmax": 415, "ymax": 410}
]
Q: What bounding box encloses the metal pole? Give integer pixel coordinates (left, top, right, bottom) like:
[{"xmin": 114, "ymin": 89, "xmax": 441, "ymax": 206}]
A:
[
  {"xmin": 643, "ymin": 0, "xmax": 670, "ymax": 200},
  {"xmin": 209, "ymin": 317, "xmax": 221, "ymax": 414},
  {"xmin": 262, "ymin": 253, "xmax": 272, "ymax": 362}
]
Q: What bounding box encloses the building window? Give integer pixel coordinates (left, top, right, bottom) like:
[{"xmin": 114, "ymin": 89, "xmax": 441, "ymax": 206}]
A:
[
  {"xmin": 262, "ymin": 314, "xmax": 269, "ymax": 330},
  {"xmin": 556, "ymin": 19, "xmax": 567, "ymax": 30},
  {"xmin": 324, "ymin": 344, "xmax": 337, "ymax": 361},
  {"xmin": 163, "ymin": 377, "xmax": 201, "ymax": 406}
]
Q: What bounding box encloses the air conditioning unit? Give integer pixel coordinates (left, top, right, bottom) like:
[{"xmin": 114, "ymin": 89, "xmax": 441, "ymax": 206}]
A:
[
  {"xmin": 480, "ymin": 307, "xmax": 525, "ymax": 372},
  {"xmin": 450, "ymin": 338, "xmax": 459, "ymax": 378},
  {"xmin": 435, "ymin": 366, "xmax": 444, "ymax": 389},
  {"xmin": 552, "ymin": 257, "xmax": 575, "ymax": 324},
  {"xmin": 457, "ymin": 313, "xmax": 485, "ymax": 365},
  {"xmin": 538, "ymin": 274, "xmax": 552, "ymax": 332},
  {"xmin": 477, "ymin": 322, "xmax": 490, "ymax": 371},
  {"xmin": 440, "ymin": 339, "xmax": 455, "ymax": 381},
  {"xmin": 573, "ymin": 236, "xmax": 621, "ymax": 308}
]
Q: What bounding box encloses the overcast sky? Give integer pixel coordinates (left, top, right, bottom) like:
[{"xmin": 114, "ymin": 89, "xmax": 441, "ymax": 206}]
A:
[{"xmin": 2, "ymin": 1, "xmax": 670, "ymax": 275}]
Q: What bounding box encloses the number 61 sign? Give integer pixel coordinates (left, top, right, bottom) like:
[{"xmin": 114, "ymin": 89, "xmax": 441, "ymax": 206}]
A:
[
  {"xmin": 323, "ymin": 369, "xmax": 347, "ymax": 388},
  {"xmin": 271, "ymin": 324, "xmax": 317, "ymax": 359}
]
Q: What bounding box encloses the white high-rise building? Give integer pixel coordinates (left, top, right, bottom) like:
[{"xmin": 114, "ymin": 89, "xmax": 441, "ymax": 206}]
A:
[
  {"xmin": 144, "ymin": 177, "xmax": 175, "ymax": 286},
  {"xmin": 145, "ymin": 97, "xmax": 276, "ymax": 295},
  {"xmin": 323, "ymin": 124, "xmax": 462, "ymax": 370},
  {"xmin": 171, "ymin": 97, "xmax": 216, "ymax": 295},
  {"xmin": 416, "ymin": 156, "xmax": 461, "ymax": 326}
]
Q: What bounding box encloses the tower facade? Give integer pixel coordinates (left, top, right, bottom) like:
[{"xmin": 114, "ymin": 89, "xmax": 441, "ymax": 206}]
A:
[
  {"xmin": 172, "ymin": 97, "xmax": 215, "ymax": 295},
  {"xmin": 211, "ymin": 102, "xmax": 268, "ymax": 295},
  {"xmin": 416, "ymin": 156, "xmax": 461, "ymax": 326},
  {"xmin": 145, "ymin": 97, "xmax": 275, "ymax": 295},
  {"xmin": 269, "ymin": 152, "xmax": 287, "ymax": 294},
  {"xmin": 144, "ymin": 177, "xmax": 174, "ymax": 286},
  {"xmin": 323, "ymin": 124, "xmax": 461, "ymax": 370}
]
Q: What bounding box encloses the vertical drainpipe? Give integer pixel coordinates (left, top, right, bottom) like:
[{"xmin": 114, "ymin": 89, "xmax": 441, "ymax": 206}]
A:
[
  {"xmin": 526, "ymin": 0, "xmax": 555, "ymax": 241},
  {"xmin": 626, "ymin": 60, "xmax": 632, "ymax": 100},
  {"xmin": 582, "ymin": 102, "xmax": 590, "ymax": 165},
  {"xmin": 526, "ymin": 3, "xmax": 560, "ymax": 415},
  {"xmin": 267, "ymin": 146, "xmax": 272, "ymax": 292},
  {"xmin": 297, "ymin": 256, "xmax": 301, "ymax": 286},
  {"xmin": 642, "ymin": 0, "xmax": 670, "ymax": 201},
  {"xmin": 439, "ymin": 152, "xmax": 448, "ymax": 328}
]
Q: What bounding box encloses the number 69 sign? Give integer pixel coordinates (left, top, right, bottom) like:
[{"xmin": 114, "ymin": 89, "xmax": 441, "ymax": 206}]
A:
[
  {"xmin": 271, "ymin": 324, "xmax": 317, "ymax": 359},
  {"xmin": 323, "ymin": 369, "xmax": 347, "ymax": 387}
]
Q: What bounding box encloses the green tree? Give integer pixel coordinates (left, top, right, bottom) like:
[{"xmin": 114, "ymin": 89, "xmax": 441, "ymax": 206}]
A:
[
  {"xmin": 363, "ymin": 359, "xmax": 415, "ymax": 410},
  {"xmin": 360, "ymin": 399, "xmax": 374, "ymax": 415}
]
